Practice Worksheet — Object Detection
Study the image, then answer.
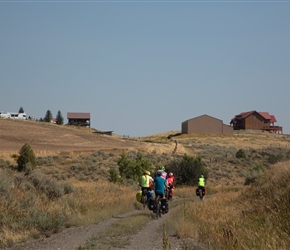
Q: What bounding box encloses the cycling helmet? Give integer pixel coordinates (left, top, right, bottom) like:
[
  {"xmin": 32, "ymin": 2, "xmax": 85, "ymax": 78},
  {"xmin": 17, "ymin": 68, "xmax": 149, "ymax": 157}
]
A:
[
  {"xmin": 157, "ymin": 171, "xmax": 162, "ymax": 176},
  {"xmin": 144, "ymin": 170, "xmax": 149, "ymax": 175},
  {"xmin": 200, "ymin": 175, "xmax": 204, "ymax": 178},
  {"xmin": 159, "ymin": 166, "xmax": 165, "ymax": 171},
  {"xmin": 169, "ymin": 172, "xmax": 173, "ymax": 177}
]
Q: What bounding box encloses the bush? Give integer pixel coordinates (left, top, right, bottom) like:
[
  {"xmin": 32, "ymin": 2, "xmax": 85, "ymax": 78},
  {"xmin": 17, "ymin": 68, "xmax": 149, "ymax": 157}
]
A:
[
  {"xmin": 0, "ymin": 169, "xmax": 13, "ymax": 194},
  {"xmin": 17, "ymin": 143, "xmax": 37, "ymax": 172},
  {"xmin": 118, "ymin": 152, "xmax": 153, "ymax": 182},
  {"xmin": 0, "ymin": 159, "xmax": 10, "ymax": 168},
  {"xmin": 28, "ymin": 171, "xmax": 65, "ymax": 199},
  {"xmin": 267, "ymin": 153, "xmax": 283, "ymax": 164},
  {"xmin": 236, "ymin": 149, "xmax": 246, "ymax": 159},
  {"xmin": 167, "ymin": 154, "xmax": 208, "ymax": 186},
  {"xmin": 244, "ymin": 165, "xmax": 265, "ymax": 185},
  {"xmin": 109, "ymin": 166, "xmax": 120, "ymax": 183}
]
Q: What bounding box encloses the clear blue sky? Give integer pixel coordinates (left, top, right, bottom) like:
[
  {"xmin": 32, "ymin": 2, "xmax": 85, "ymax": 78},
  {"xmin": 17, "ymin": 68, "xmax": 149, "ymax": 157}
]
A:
[{"xmin": 1, "ymin": 1, "xmax": 289, "ymax": 137}]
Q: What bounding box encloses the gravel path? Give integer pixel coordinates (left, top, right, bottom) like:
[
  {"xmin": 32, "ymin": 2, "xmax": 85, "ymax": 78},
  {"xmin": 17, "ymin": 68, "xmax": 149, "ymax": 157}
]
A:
[
  {"xmin": 5, "ymin": 210, "xmax": 141, "ymax": 250},
  {"xmin": 6, "ymin": 201, "xmax": 208, "ymax": 250}
]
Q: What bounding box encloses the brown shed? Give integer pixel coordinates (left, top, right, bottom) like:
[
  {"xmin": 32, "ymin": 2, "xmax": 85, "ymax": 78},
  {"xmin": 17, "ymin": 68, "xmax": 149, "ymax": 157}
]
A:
[
  {"xmin": 67, "ymin": 112, "xmax": 90, "ymax": 127},
  {"xmin": 182, "ymin": 114, "xmax": 233, "ymax": 135}
]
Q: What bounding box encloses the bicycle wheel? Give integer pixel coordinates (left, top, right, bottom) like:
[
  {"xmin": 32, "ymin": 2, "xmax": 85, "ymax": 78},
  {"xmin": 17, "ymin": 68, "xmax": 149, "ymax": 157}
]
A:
[
  {"xmin": 142, "ymin": 194, "xmax": 147, "ymax": 209},
  {"xmin": 199, "ymin": 188, "xmax": 203, "ymax": 200},
  {"xmin": 155, "ymin": 198, "xmax": 160, "ymax": 219}
]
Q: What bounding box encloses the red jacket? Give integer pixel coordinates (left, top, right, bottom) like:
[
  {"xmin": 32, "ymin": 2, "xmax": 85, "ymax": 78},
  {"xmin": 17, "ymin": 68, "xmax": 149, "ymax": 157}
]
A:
[{"xmin": 167, "ymin": 176, "xmax": 175, "ymax": 186}]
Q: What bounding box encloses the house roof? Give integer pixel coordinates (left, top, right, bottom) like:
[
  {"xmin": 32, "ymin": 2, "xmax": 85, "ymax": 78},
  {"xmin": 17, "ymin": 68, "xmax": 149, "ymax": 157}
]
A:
[
  {"xmin": 67, "ymin": 112, "xmax": 90, "ymax": 119},
  {"xmin": 270, "ymin": 115, "xmax": 277, "ymax": 123},
  {"xmin": 258, "ymin": 112, "xmax": 272, "ymax": 120},
  {"xmin": 233, "ymin": 110, "xmax": 277, "ymax": 123},
  {"xmin": 183, "ymin": 114, "xmax": 223, "ymax": 124}
]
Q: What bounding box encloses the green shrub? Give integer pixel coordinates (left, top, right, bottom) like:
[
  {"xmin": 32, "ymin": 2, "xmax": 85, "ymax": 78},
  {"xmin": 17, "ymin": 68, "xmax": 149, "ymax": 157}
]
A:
[
  {"xmin": 267, "ymin": 153, "xmax": 283, "ymax": 164},
  {"xmin": 236, "ymin": 149, "xmax": 246, "ymax": 159},
  {"xmin": 0, "ymin": 169, "xmax": 13, "ymax": 194},
  {"xmin": 244, "ymin": 165, "xmax": 265, "ymax": 185},
  {"xmin": 17, "ymin": 143, "xmax": 37, "ymax": 172},
  {"xmin": 109, "ymin": 166, "xmax": 120, "ymax": 183},
  {"xmin": 118, "ymin": 152, "xmax": 153, "ymax": 182},
  {"xmin": 0, "ymin": 159, "xmax": 10, "ymax": 168},
  {"xmin": 167, "ymin": 154, "xmax": 208, "ymax": 186},
  {"xmin": 28, "ymin": 171, "xmax": 65, "ymax": 199},
  {"xmin": 61, "ymin": 182, "xmax": 75, "ymax": 194}
]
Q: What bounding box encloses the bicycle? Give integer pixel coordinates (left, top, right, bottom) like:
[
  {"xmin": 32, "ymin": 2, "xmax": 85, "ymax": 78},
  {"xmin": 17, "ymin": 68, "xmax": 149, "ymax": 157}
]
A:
[
  {"xmin": 142, "ymin": 189, "xmax": 148, "ymax": 209},
  {"xmin": 154, "ymin": 194, "xmax": 162, "ymax": 219},
  {"xmin": 196, "ymin": 187, "xmax": 205, "ymax": 200},
  {"xmin": 166, "ymin": 186, "xmax": 174, "ymax": 201}
]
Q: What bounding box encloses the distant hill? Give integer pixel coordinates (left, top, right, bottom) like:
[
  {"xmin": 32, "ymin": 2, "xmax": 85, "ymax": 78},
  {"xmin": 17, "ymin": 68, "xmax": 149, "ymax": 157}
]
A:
[
  {"xmin": 1, "ymin": 118, "xmax": 290, "ymax": 186},
  {"xmin": 0, "ymin": 119, "xmax": 148, "ymax": 155}
]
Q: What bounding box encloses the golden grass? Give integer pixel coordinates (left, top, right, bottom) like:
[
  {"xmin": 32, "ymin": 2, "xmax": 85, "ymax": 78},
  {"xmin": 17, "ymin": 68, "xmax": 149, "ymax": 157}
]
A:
[
  {"xmin": 166, "ymin": 163, "xmax": 290, "ymax": 250},
  {"xmin": 0, "ymin": 176, "xmax": 139, "ymax": 247}
]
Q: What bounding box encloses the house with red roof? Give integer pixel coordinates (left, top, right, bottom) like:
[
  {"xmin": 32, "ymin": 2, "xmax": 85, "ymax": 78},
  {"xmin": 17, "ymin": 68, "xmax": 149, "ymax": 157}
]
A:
[{"xmin": 230, "ymin": 111, "xmax": 282, "ymax": 134}]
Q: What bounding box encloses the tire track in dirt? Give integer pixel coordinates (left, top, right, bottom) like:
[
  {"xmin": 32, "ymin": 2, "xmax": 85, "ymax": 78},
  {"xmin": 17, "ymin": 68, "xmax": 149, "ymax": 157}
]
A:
[
  {"xmin": 6, "ymin": 200, "xmax": 208, "ymax": 250},
  {"xmin": 5, "ymin": 210, "xmax": 142, "ymax": 250},
  {"xmin": 120, "ymin": 206, "xmax": 180, "ymax": 250},
  {"xmin": 111, "ymin": 198, "xmax": 208, "ymax": 250}
]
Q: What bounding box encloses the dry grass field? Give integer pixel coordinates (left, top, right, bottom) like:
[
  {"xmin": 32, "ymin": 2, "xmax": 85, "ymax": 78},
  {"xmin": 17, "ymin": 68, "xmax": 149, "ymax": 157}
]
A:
[
  {"xmin": 1, "ymin": 118, "xmax": 290, "ymax": 249},
  {"xmin": 0, "ymin": 119, "xmax": 179, "ymax": 161},
  {"xmin": 1, "ymin": 118, "xmax": 289, "ymax": 154},
  {"xmin": 1, "ymin": 118, "xmax": 290, "ymax": 186},
  {"xmin": 0, "ymin": 119, "xmax": 145, "ymax": 154}
]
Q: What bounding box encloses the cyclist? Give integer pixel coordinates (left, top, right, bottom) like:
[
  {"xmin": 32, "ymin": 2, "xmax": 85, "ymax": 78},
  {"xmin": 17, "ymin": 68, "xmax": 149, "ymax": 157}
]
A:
[
  {"xmin": 167, "ymin": 172, "xmax": 175, "ymax": 198},
  {"xmin": 197, "ymin": 174, "xmax": 206, "ymax": 197},
  {"xmin": 167, "ymin": 172, "xmax": 175, "ymax": 187},
  {"xmin": 156, "ymin": 166, "xmax": 167, "ymax": 180},
  {"xmin": 154, "ymin": 170, "xmax": 168, "ymax": 200},
  {"xmin": 140, "ymin": 170, "xmax": 154, "ymax": 200}
]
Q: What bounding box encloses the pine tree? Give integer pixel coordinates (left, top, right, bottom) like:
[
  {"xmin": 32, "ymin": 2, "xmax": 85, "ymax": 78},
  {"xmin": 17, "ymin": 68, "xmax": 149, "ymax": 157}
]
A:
[
  {"xmin": 44, "ymin": 110, "xmax": 53, "ymax": 122},
  {"xmin": 56, "ymin": 110, "xmax": 64, "ymax": 125},
  {"xmin": 19, "ymin": 107, "xmax": 25, "ymax": 113},
  {"xmin": 17, "ymin": 143, "xmax": 37, "ymax": 172}
]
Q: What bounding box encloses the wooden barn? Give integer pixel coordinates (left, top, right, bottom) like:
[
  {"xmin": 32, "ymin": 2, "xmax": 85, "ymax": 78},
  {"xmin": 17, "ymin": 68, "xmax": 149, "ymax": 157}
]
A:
[
  {"xmin": 182, "ymin": 114, "xmax": 233, "ymax": 135},
  {"xmin": 230, "ymin": 110, "xmax": 282, "ymax": 134},
  {"xmin": 67, "ymin": 112, "xmax": 90, "ymax": 127}
]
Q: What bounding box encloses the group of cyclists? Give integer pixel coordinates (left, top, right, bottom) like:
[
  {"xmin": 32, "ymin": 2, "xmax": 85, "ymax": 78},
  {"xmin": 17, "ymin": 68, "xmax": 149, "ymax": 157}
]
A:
[
  {"xmin": 140, "ymin": 166, "xmax": 176, "ymax": 205},
  {"xmin": 140, "ymin": 166, "xmax": 206, "ymax": 206}
]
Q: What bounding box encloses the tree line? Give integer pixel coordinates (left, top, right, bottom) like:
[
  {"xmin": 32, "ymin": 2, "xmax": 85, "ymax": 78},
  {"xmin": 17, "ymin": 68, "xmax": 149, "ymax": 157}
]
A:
[{"xmin": 17, "ymin": 107, "xmax": 64, "ymax": 125}]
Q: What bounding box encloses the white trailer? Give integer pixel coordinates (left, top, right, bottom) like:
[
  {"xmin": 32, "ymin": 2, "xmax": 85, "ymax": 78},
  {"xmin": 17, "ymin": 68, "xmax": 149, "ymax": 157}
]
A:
[
  {"xmin": 9, "ymin": 112, "xmax": 27, "ymax": 120},
  {"xmin": 0, "ymin": 112, "xmax": 11, "ymax": 118}
]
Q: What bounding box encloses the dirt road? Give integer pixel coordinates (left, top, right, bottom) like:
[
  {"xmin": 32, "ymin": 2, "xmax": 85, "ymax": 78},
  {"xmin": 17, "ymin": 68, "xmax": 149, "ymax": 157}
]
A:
[{"xmin": 6, "ymin": 200, "xmax": 208, "ymax": 250}]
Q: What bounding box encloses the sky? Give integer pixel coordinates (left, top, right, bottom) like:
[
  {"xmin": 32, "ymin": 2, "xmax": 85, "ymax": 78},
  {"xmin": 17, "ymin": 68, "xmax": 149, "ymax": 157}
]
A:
[{"xmin": 1, "ymin": 0, "xmax": 289, "ymax": 137}]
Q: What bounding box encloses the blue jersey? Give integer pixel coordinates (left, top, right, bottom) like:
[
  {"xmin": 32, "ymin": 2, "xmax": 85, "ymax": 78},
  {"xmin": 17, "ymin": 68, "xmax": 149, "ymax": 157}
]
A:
[{"xmin": 154, "ymin": 176, "xmax": 166, "ymax": 194}]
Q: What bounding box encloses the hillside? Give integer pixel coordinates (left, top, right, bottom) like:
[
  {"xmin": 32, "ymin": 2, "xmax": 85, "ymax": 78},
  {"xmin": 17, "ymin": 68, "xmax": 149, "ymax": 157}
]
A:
[
  {"xmin": 0, "ymin": 119, "xmax": 150, "ymax": 155},
  {"xmin": 1, "ymin": 118, "xmax": 290, "ymax": 249},
  {"xmin": 1, "ymin": 118, "xmax": 290, "ymax": 186}
]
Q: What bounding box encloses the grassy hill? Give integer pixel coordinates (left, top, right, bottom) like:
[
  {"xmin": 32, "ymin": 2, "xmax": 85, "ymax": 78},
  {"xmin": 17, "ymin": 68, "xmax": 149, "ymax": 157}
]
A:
[
  {"xmin": 1, "ymin": 118, "xmax": 290, "ymax": 186},
  {"xmin": 1, "ymin": 118, "xmax": 290, "ymax": 248}
]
